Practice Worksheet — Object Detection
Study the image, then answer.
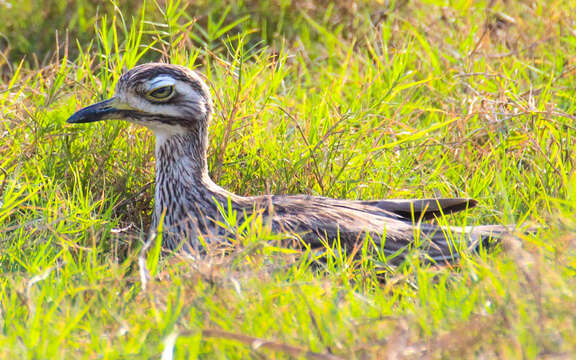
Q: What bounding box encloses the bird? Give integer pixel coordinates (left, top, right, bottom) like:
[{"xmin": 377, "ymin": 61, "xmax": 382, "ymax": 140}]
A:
[{"xmin": 68, "ymin": 63, "xmax": 510, "ymax": 264}]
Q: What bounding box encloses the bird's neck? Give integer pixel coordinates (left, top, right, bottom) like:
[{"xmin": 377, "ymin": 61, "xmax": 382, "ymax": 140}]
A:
[
  {"xmin": 152, "ymin": 130, "xmax": 240, "ymax": 246},
  {"xmin": 154, "ymin": 130, "xmax": 210, "ymax": 181},
  {"xmin": 154, "ymin": 130, "xmax": 239, "ymax": 201}
]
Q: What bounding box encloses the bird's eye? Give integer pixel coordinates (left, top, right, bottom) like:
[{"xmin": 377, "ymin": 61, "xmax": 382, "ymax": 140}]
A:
[{"xmin": 146, "ymin": 85, "xmax": 175, "ymax": 102}]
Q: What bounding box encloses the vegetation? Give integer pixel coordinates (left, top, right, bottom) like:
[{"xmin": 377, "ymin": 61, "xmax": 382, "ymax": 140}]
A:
[{"xmin": 1, "ymin": 0, "xmax": 575, "ymax": 358}]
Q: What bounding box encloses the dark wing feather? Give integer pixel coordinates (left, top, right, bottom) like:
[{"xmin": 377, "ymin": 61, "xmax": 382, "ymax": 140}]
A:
[{"xmin": 357, "ymin": 198, "xmax": 478, "ymax": 220}]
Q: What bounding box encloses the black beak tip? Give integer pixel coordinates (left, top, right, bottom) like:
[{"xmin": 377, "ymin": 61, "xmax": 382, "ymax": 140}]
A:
[
  {"xmin": 66, "ymin": 99, "xmax": 116, "ymax": 124},
  {"xmin": 66, "ymin": 112, "xmax": 95, "ymax": 124},
  {"xmin": 67, "ymin": 113, "xmax": 83, "ymax": 124}
]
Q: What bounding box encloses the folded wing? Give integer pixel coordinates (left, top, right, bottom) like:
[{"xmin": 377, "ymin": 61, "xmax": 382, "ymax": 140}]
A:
[{"xmin": 258, "ymin": 195, "xmax": 507, "ymax": 264}]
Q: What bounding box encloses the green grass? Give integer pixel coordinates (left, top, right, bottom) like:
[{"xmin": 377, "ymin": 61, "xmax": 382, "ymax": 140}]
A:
[{"xmin": 1, "ymin": 0, "xmax": 576, "ymax": 358}]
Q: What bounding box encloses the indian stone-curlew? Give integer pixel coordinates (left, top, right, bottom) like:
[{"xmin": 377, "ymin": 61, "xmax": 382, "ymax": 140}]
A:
[{"xmin": 68, "ymin": 63, "xmax": 509, "ymax": 264}]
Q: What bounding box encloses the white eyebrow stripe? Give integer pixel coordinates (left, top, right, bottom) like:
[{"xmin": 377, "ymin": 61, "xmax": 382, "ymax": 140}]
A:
[{"xmin": 146, "ymin": 76, "xmax": 176, "ymax": 90}]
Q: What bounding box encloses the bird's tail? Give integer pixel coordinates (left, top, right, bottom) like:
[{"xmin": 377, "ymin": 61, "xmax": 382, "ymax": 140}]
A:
[{"xmin": 392, "ymin": 224, "xmax": 515, "ymax": 264}]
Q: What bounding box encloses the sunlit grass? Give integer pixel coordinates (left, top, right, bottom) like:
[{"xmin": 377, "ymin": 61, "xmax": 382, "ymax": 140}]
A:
[{"xmin": 0, "ymin": 0, "xmax": 575, "ymax": 358}]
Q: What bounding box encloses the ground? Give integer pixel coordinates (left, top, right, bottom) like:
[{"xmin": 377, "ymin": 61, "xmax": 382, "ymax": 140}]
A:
[{"xmin": 0, "ymin": 0, "xmax": 575, "ymax": 358}]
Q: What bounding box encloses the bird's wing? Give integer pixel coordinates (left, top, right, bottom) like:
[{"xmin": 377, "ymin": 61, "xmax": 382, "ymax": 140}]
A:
[
  {"xmin": 355, "ymin": 198, "xmax": 477, "ymax": 220},
  {"xmin": 256, "ymin": 195, "xmax": 477, "ymax": 219},
  {"xmin": 248, "ymin": 195, "xmax": 505, "ymax": 264}
]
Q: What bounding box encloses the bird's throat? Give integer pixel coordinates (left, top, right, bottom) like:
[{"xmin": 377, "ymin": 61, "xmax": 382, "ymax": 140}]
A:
[{"xmin": 155, "ymin": 132, "xmax": 209, "ymax": 178}]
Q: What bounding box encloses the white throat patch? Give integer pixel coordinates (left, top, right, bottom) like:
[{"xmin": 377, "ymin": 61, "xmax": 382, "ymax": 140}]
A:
[{"xmin": 153, "ymin": 122, "xmax": 188, "ymax": 151}]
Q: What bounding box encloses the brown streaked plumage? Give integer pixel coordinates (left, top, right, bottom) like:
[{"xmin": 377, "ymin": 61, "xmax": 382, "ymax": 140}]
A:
[{"xmin": 68, "ymin": 63, "xmax": 510, "ymax": 264}]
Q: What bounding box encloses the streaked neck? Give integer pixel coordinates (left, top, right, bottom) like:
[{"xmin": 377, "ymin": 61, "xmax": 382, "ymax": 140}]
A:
[
  {"xmin": 152, "ymin": 130, "xmax": 242, "ymax": 231},
  {"xmin": 154, "ymin": 131, "xmax": 209, "ymax": 181}
]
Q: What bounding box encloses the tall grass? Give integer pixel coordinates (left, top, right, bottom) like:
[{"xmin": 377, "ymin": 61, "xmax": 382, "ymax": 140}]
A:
[{"xmin": 0, "ymin": 0, "xmax": 575, "ymax": 358}]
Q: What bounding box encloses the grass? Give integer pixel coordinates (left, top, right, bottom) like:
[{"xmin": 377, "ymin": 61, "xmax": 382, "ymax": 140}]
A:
[{"xmin": 1, "ymin": 0, "xmax": 576, "ymax": 358}]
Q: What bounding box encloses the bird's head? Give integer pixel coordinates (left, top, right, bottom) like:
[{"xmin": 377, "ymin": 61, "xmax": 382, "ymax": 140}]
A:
[{"xmin": 67, "ymin": 63, "xmax": 213, "ymax": 137}]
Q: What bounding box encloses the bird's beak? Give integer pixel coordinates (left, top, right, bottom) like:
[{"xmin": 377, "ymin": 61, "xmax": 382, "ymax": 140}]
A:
[{"xmin": 67, "ymin": 97, "xmax": 130, "ymax": 124}]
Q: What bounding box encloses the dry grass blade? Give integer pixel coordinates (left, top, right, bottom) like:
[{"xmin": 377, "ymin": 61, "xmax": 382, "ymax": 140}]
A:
[
  {"xmin": 199, "ymin": 328, "xmax": 346, "ymax": 360},
  {"xmin": 421, "ymin": 314, "xmax": 501, "ymax": 359},
  {"xmin": 138, "ymin": 232, "xmax": 155, "ymax": 292}
]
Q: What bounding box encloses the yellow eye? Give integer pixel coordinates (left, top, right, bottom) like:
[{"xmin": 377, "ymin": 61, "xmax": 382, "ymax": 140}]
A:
[{"xmin": 146, "ymin": 85, "xmax": 175, "ymax": 101}]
